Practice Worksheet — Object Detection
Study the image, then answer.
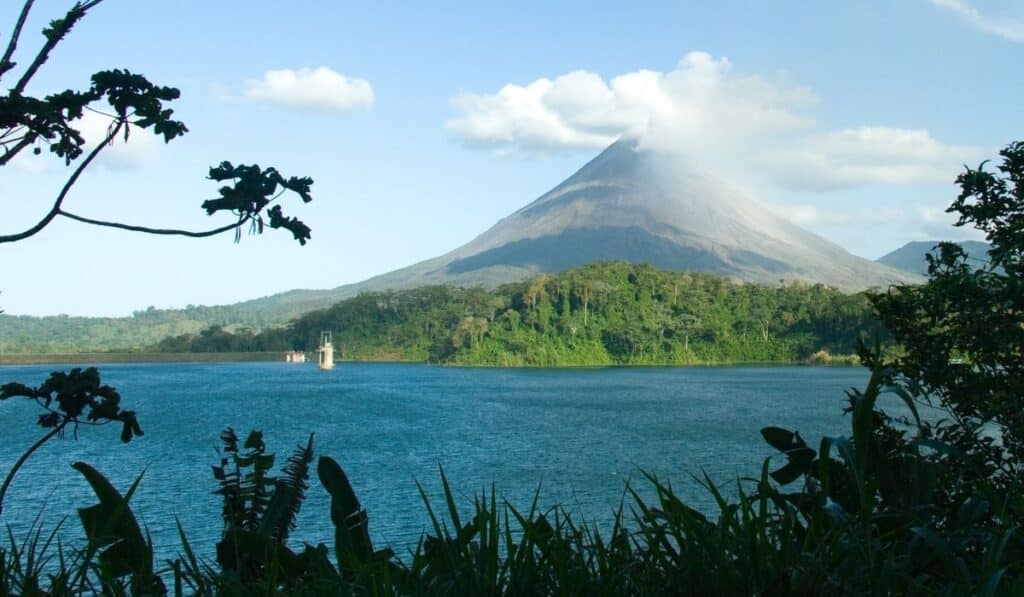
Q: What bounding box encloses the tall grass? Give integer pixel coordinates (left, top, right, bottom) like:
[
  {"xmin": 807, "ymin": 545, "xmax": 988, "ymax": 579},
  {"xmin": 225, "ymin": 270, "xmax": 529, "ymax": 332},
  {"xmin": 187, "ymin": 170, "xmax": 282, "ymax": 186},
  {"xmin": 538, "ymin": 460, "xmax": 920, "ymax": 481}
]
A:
[{"xmin": 2, "ymin": 460, "xmax": 1021, "ymax": 595}]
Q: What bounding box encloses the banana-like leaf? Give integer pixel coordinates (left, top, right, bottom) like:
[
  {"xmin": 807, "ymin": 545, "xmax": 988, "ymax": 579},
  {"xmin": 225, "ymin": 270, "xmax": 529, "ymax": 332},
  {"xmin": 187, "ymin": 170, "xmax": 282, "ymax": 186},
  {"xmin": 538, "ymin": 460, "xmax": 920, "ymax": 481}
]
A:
[
  {"xmin": 318, "ymin": 455, "xmax": 373, "ymax": 566},
  {"xmin": 762, "ymin": 426, "xmax": 816, "ymax": 484},
  {"xmin": 72, "ymin": 462, "xmax": 151, "ymax": 580},
  {"xmin": 761, "ymin": 426, "xmax": 799, "ymax": 452}
]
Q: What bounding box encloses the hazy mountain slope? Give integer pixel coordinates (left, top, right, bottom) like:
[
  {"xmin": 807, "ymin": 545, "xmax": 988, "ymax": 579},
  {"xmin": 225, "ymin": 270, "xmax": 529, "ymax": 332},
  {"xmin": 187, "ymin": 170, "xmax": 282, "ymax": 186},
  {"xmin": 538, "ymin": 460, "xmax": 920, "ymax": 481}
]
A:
[
  {"xmin": 876, "ymin": 240, "xmax": 992, "ymax": 275},
  {"xmin": 436, "ymin": 140, "xmax": 918, "ymax": 290},
  {"xmin": 0, "ymin": 312, "xmax": 215, "ymax": 353},
  {"xmin": 234, "ymin": 139, "xmax": 919, "ymax": 318},
  {"xmin": 0, "ymin": 302, "xmax": 284, "ymax": 353}
]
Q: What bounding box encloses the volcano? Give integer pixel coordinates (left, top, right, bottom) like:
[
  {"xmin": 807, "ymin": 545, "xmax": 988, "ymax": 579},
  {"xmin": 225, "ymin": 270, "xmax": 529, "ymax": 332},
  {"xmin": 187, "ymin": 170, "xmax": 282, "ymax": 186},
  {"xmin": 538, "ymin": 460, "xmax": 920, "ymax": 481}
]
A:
[
  {"xmin": 345, "ymin": 139, "xmax": 915, "ymax": 290},
  {"xmin": 234, "ymin": 139, "xmax": 918, "ymax": 320}
]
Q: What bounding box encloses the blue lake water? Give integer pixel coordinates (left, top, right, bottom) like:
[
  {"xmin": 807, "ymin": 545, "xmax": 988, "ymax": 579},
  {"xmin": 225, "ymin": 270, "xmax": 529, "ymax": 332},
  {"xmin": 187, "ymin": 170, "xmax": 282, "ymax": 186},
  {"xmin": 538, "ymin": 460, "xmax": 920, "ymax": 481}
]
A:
[{"xmin": 0, "ymin": 362, "xmax": 870, "ymax": 561}]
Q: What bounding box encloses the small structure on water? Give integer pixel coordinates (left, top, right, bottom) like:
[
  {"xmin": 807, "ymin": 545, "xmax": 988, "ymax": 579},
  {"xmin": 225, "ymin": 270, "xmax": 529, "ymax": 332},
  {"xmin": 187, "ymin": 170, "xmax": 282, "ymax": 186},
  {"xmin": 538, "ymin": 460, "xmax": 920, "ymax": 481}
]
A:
[
  {"xmin": 318, "ymin": 331, "xmax": 335, "ymax": 370},
  {"xmin": 284, "ymin": 351, "xmax": 306, "ymax": 363}
]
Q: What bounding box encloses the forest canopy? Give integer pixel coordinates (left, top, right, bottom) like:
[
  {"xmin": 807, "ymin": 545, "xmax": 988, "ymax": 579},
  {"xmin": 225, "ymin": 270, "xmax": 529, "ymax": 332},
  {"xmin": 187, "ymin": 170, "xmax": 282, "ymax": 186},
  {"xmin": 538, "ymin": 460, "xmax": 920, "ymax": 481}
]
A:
[{"xmin": 154, "ymin": 262, "xmax": 887, "ymax": 366}]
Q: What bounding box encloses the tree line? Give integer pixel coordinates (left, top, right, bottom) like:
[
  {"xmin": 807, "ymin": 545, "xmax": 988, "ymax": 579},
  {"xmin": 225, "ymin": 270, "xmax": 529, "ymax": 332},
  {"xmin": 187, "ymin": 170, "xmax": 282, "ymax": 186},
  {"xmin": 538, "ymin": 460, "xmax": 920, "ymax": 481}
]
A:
[
  {"xmin": 0, "ymin": 304, "xmax": 285, "ymax": 354},
  {"xmin": 155, "ymin": 262, "xmax": 889, "ymax": 365}
]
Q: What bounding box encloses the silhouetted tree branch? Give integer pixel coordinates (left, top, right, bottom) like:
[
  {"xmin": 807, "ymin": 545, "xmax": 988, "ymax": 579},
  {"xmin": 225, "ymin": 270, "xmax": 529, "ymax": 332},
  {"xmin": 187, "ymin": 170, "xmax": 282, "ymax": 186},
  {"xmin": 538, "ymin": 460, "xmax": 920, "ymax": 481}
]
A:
[
  {"xmin": 12, "ymin": 1, "xmax": 105, "ymax": 95},
  {"xmin": 0, "ymin": 367, "xmax": 143, "ymax": 518},
  {"xmin": 0, "ymin": 0, "xmax": 37, "ymax": 79},
  {"xmin": 0, "ymin": 117, "xmax": 121, "ymax": 243},
  {"xmin": 58, "ymin": 210, "xmax": 252, "ymax": 238},
  {"xmin": 0, "ymin": 0, "xmax": 318, "ymax": 523},
  {"xmin": 0, "ymin": 422, "xmax": 63, "ymax": 518},
  {"xmin": 0, "ymin": 1, "xmax": 314, "ymax": 246}
]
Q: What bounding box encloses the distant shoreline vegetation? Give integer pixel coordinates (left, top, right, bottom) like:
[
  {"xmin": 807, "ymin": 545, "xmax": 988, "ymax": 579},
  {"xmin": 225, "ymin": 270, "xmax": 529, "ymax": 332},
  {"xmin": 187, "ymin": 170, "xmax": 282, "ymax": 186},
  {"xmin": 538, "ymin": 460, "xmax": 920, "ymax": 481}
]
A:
[
  {"xmin": 0, "ymin": 352, "xmax": 285, "ymax": 366},
  {"xmin": 146, "ymin": 262, "xmax": 888, "ymax": 367},
  {"xmin": 0, "ymin": 354, "xmax": 861, "ymax": 367},
  {"xmin": 0, "ymin": 263, "xmax": 889, "ymax": 367}
]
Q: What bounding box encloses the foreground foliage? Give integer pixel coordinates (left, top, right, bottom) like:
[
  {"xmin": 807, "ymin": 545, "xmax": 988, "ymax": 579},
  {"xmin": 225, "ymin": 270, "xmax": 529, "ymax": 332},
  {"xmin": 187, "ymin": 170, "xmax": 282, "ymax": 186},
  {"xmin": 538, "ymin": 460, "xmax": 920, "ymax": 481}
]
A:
[
  {"xmin": 0, "ymin": 0, "xmax": 313, "ymax": 247},
  {"xmin": 0, "ymin": 3, "xmax": 313, "ymax": 591},
  {"xmin": 0, "ymin": 0, "xmax": 315, "ymax": 354},
  {"xmin": 0, "ymin": 368, "xmax": 142, "ymax": 519}
]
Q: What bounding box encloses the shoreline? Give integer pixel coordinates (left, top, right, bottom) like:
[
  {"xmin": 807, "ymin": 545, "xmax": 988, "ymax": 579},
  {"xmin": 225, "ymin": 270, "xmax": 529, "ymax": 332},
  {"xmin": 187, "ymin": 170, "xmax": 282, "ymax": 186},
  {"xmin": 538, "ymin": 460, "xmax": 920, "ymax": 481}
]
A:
[
  {"xmin": 0, "ymin": 352, "xmax": 861, "ymax": 368},
  {"xmin": 0, "ymin": 352, "xmax": 286, "ymax": 365}
]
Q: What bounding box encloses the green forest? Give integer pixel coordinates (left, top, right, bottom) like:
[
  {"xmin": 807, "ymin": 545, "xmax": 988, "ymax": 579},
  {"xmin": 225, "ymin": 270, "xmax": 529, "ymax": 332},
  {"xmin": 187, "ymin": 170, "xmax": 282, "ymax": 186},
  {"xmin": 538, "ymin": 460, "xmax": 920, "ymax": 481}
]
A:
[
  {"xmin": 155, "ymin": 262, "xmax": 885, "ymax": 366},
  {"xmin": 0, "ymin": 305, "xmax": 271, "ymax": 354}
]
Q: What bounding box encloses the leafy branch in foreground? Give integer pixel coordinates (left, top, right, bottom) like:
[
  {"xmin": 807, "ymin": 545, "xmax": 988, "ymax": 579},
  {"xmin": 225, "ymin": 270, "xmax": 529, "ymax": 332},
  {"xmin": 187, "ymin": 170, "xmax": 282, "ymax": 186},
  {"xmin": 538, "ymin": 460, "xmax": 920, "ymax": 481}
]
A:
[
  {"xmin": 59, "ymin": 160, "xmax": 315, "ymax": 244},
  {"xmin": 0, "ymin": 0, "xmax": 317, "ymax": 534},
  {"xmin": 0, "ymin": 1, "xmax": 315, "ymax": 245},
  {"xmin": 867, "ymin": 140, "xmax": 1024, "ymax": 513},
  {"xmin": 0, "ymin": 367, "xmax": 141, "ymax": 519}
]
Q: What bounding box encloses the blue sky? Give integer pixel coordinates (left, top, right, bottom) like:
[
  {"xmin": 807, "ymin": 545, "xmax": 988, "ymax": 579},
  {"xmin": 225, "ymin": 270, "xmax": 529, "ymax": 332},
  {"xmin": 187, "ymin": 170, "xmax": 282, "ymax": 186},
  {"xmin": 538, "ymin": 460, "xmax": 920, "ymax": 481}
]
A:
[{"xmin": 1, "ymin": 0, "xmax": 1021, "ymax": 316}]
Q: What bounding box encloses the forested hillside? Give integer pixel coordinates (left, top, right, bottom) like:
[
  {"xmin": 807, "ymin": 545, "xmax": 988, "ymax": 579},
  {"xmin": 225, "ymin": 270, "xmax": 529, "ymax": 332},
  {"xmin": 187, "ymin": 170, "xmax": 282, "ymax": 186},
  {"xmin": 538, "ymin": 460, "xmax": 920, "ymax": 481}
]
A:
[
  {"xmin": 0, "ymin": 304, "xmax": 277, "ymax": 354},
  {"xmin": 156, "ymin": 262, "xmax": 886, "ymax": 365}
]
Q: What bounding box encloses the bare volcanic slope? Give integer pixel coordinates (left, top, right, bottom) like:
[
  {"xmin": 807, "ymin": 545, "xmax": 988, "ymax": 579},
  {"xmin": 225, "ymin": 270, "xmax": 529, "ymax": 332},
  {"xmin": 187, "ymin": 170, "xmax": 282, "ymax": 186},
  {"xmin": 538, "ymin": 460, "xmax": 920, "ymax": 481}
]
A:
[{"xmin": 233, "ymin": 139, "xmax": 918, "ymax": 320}]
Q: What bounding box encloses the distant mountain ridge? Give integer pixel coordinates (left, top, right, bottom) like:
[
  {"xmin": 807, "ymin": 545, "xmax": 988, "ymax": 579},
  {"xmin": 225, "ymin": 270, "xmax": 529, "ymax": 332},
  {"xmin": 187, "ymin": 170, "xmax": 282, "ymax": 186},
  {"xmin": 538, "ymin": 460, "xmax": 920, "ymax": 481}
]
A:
[{"xmin": 876, "ymin": 240, "xmax": 992, "ymax": 276}]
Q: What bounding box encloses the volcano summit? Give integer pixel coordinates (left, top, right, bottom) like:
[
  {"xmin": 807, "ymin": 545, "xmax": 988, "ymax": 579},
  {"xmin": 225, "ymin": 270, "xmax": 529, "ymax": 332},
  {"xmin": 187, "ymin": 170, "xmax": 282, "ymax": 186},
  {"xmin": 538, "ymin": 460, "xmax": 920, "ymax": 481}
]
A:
[{"xmin": 349, "ymin": 139, "xmax": 915, "ymax": 290}]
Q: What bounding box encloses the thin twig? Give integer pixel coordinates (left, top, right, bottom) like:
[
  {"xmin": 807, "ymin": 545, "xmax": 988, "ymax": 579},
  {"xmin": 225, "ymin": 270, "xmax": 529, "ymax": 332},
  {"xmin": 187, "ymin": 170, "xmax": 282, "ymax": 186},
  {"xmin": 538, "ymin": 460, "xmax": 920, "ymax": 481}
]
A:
[
  {"xmin": 0, "ymin": 0, "xmax": 35, "ymax": 79},
  {"xmin": 0, "ymin": 124, "xmax": 28, "ymax": 141},
  {"xmin": 58, "ymin": 211, "xmax": 250, "ymax": 238},
  {"xmin": 0, "ymin": 420, "xmax": 66, "ymax": 519},
  {"xmin": 13, "ymin": 0, "xmax": 105, "ymax": 95},
  {"xmin": 0, "ymin": 136, "xmax": 35, "ymax": 166}
]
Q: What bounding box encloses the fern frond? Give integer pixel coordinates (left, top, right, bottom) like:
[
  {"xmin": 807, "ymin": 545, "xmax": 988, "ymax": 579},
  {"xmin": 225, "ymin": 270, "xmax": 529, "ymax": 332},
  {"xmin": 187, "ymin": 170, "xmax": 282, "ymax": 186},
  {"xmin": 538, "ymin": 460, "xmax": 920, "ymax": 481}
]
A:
[
  {"xmin": 213, "ymin": 427, "xmax": 245, "ymax": 530},
  {"xmin": 260, "ymin": 433, "xmax": 315, "ymax": 542},
  {"xmin": 220, "ymin": 427, "xmax": 239, "ymax": 455}
]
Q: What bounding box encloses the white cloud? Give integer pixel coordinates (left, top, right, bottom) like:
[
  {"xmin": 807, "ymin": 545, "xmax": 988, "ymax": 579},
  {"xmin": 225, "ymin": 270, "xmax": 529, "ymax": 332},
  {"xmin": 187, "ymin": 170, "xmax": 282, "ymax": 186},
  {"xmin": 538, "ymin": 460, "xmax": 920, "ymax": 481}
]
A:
[
  {"xmin": 446, "ymin": 51, "xmax": 816, "ymax": 153},
  {"xmin": 769, "ymin": 127, "xmax": 985, "ymax": 191},
  {"xmin": 916, "ymin": 203, "xmax": 988, "ymax": 239},
  {"xmin": 765, "ymin": 203, "xmax": 905, "ymax": 226},
  {"xmin": 245, "ymin": 67, "xmax": 374, "ymax": 112},
  {"xmin": 931, "ymin": 0, "xmax": 1024, "ymax": 42},
  {"xmin": 2, "ymin": 111, "xmax": 160, "ymax": 173},
  {"xmin": 919, "ymin": 205, "xmax": 949, "ymax": 224},
  {"xmin": 783, "ymin": 204, "xmax": 855, "ymax": 226},
  {"xmin": 449, "ymin": 52, "xmax": 985, "ymax": 192},
  {"xmin": 79, "ymin": 111, "xmax": 161, "ymax": 170}
]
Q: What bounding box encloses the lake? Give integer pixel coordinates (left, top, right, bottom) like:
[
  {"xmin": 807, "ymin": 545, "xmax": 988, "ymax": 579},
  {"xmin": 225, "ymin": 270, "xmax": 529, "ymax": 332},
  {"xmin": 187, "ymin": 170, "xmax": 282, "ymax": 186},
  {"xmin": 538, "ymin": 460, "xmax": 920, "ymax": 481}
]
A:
[{"xmin": 0, "ymin": 362, "xmax": 869, "ymax": 561}]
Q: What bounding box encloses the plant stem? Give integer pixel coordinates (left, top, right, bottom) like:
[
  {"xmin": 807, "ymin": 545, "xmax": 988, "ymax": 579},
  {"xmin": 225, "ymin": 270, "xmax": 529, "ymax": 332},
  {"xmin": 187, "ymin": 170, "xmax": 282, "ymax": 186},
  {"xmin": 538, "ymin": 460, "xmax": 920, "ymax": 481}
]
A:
[{"xmin": 0, "ymin": 420, "xmax": 66, "ymax": 519}]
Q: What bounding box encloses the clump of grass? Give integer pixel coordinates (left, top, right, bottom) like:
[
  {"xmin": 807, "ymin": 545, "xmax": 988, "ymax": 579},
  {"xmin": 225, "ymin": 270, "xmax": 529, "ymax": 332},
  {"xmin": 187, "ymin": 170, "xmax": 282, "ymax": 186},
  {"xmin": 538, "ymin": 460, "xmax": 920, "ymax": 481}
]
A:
[
  {"xmin": 806, "ymin": 349, "xmax": 859, "ymax": 365},
  {"xmin": 0, "ymin": 517, "xmax": 94, "ymax": 596}
]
